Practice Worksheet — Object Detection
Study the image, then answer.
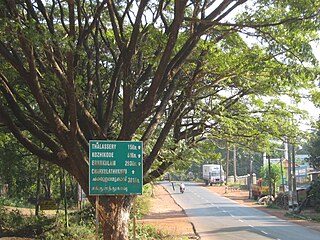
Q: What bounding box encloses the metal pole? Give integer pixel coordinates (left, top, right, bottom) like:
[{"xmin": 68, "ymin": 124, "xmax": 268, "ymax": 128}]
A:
[
  {"xmin": 233, "ymin": 145, "xmax": 237, "ymax": 182},
  {"xmin": 219, "ymin": 159, "xmax": 222, "ymax": 185},
  {"xmin": 63, "ymin": 169, "xmax": 68, "ymax": 228},
  {"xmin": 96, "ymin": 196, "xmax": 99, "ymax": 240},
  {"xmin": 287, "ymin": 142, "xmax": 293, "ymax": 212},
  {"xmin": 35, "ymin": 158, "xmax": 41, "ymax": 216},
  {"xmin": 133, "ymin": 196, "xmax": 137, "ymax": 240},
  {"xmin": 225, "ymin": 142, "xmax": 229, "ymax": 192},
  {"xmin": 280, "ymin": 158, "xmax": 284, "ymax": 191},
  {"xmin": 292, "ymin": 144, "xmax": 298, "ymax": 211},
  {"xmin": 249, "ymin": 158, "xmax": 253, "ymax": 199}
]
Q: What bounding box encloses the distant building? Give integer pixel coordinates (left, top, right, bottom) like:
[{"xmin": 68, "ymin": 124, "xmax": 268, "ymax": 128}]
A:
[{"xmin": 263, "ymin": 155, "xmax": 310, "ymax": 184}]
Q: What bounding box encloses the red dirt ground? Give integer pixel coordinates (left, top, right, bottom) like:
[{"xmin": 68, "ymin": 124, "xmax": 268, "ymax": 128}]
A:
[
  {"xmin": 139, "ymin": 183, "xmax": 320, "ymax": 238},
  {"xmin": 138, "ymin": 184, "xmax": 197, "ymax": 239}
]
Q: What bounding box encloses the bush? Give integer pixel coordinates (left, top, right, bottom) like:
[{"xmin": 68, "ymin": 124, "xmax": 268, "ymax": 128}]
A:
[
  {"xmin": 274, "ymin": 192, "xmax": 289, "ymax": 209},
  {"xmin": 310, "ymin": 178, "xmax": 320, "ymax": 212},
  {"xmin": 0, "ymin": 183, "xmax": 164, "ymax": 239},
  {"xmin": 71, "ymin": 204, "xmax": 95, "ymax": 223},
  {"xmin": 130, "ymin": 223, "xmax": 170, "ymax": 240},
  {"xmin": 0, "ymin": 196, "xmax": 34, "ymax": 208},
  {"xmin": 42, "ymin": 214, "xmax": 96, "ymax": 240},
  {"xmin": 134, "ymin": 184, "xmax": 153, "ymax": 219},
  {"xmin": 0, "ymin": 206, "xmax": 52, "ymax": 237}
]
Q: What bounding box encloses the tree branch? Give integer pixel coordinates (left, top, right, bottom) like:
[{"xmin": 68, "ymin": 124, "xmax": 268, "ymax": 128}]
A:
[{"xmin": 0, "ymin": 103, "xmax": 62, "ymax": 165}]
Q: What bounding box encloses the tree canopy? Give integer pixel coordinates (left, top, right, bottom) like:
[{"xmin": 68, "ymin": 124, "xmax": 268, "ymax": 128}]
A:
[
  {"xmin": 305, "ymin": 120, "xmax": 320, "ymax": 170},
  {"xmin": 0, "ymin": 0, "xmax": 320, "ymax": 239}
]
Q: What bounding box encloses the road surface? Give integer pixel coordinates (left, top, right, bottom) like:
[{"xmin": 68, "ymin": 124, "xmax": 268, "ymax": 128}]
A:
[{"xmin": 162, "ymin": 182, "xmax": 320, "ymax": 240}]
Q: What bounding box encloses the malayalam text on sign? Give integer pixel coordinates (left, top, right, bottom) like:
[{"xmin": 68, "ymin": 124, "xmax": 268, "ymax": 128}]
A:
[{"xmin": 89, "ymin": 141, "xmax": 143, "ymax": 195}]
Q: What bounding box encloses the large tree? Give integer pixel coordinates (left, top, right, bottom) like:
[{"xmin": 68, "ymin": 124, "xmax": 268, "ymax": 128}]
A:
[{"xmin": 0, "ymin": 1, "xmax": 319, "ymax": 239}]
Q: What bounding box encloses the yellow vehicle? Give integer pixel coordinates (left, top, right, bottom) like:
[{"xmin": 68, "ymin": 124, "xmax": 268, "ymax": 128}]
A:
[{"xmin": 251, "ymin": 178, "xmax": 269, "ymax": 200}]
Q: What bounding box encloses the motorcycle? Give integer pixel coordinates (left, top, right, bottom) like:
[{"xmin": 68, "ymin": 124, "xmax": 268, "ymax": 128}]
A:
[{"xmin": 180, "ymin": 184, "xmax": 185, "ymax": 194}]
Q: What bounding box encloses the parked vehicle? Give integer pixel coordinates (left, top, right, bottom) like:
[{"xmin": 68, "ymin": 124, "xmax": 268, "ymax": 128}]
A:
[
  {"xmin": 251, "ymin": 178, "xmax": 269, "ymax": 200},
  {"xmin": 202, "ymin": 164, "xmax": 224, "ymax": 186}
]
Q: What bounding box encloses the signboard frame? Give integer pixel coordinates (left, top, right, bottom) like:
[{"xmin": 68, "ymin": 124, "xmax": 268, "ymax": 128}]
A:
[{"xmin": 89, "ymin": 140, "xmax": 143, "ymax": 196}]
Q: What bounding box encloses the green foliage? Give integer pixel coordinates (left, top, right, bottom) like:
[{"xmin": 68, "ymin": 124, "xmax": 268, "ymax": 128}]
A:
[
  {"xmin": 0, "ymin": 197, "xmax": 34, "ymax": 208},
  {"xmin": 0, "ymin": 205, "xmax": 95, "ymax": 239},
  {"xmin": 196, "ymin": 141, "xmax": 221, "ymax": 164},
  {"xmin": 305, "ymin": 123, "xmax": 320, "ymax": 170},
  {"xmin": 0, "ymin": 135, "xmax": 38, "ymax": 198},
  {"xmin": 310, "ymin": 177, "xmax": 320, "ymax": 212},
  {"xmin": 285, "ymin": 212, "xmax": 320, "ymax": 223},
  {"xmin": 260, "ymin": 163, "xmax": 282, "ymax": 185},
  {"xmin": 134, "ymin": 184, "xmax": 152, "ymax": 219},
  {"xmin": 71, "ymin": 204, "xmax": 96, "ymax": 223},
  {"xmin": 0, "ymin": 133, "xmax": 79, "ymax": 208},
  {"xmin": 0, "ymin": 188, "xmax": 173, "ymax": 240},
  {"xmin": 156, "ymin": 137, "xmax": 192, "ymax": 171},
  {"xmin": 42, "ymin": 211, "xmax": 96, "ymax": 240},
  {"xmin": 0, "ymin": 206, "xmax": 52, "ymax": 237},
  {"xmin": 260, "ymin": 162, "xmax": 282, "ymax": 196},
  {"xmin": 0, "ymin": 207, "xmax": 24, "ymax": 229},
  {"xmin": 130, "ymin": 223, "xmax": 170, "ymax": 240},
  {"xmin": 1, "ymin": 0, "xmax": 320, "ymax": 238}
]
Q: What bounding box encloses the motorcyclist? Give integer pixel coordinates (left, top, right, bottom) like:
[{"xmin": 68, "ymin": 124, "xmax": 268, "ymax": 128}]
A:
[{"xmin": 180, "ymin": 183, "xmax": 185, "ymax": 193}]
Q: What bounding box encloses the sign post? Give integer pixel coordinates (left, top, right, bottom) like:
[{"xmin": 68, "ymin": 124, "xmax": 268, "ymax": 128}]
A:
[
  {"xmin": 95, "ymin": 196, "xmax": 99, "ymax": 240},
  {"xmin": 89, "ymin": 140, "xmax": 143, "ymax": 195},
  {"xmin": 133, "ymin": 196, "xmax": 137, "ymax": 240}
]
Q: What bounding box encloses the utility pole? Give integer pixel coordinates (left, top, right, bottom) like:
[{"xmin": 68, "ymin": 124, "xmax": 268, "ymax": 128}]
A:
[
  {"xmin": 280, "ymin": 158, "xmax": 284, "ymax": 191},
  {"xmin": 267, "ymin": 155, "xmax": 272, "ymax": 205},
  {"xmin": 249, "ymin": 157, "xmax": 253, "ymax": 199},
  {"xmin": 233, "ymin": 145, "xmax": 237, "ymax": 182},
  {"xmin": 274, "ymin": 147, "xmax": 287, "ymax": 192},
  {"xmin": 225, "ymin": 142, "xmax": 229, "ymax": 193},
  {"xmin": 292, "ymin": 144, "xmax": 298, "ymax": 212},
  {"xmin": 219, "ymin": 159, "xmax": 222, "ymax": 186},
  {"xmin": 35, "ymin": 158, "xmax": 41, "ymax": 216},
  {"xmin": 287, "ymin": 142, "xmax": 293, "ymax": 212},
  {"xmin": 288, "ymin": 111, "xmax": 298, "ymax": 212},
  {"xmin": 63, "ymin": 169, "xmax": 69, "ymax": 228}
]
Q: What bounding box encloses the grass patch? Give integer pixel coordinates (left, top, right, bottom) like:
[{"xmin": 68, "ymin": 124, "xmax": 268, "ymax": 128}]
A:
[
  {"xmin": 131, "ymin": 223, "xmax": 190, "ymax": 240},
  {"xmin": 134, "ymin": 183, "xmax": 153, "ymax": 219},
  {"xmin": 285, "ymin": 211, "xmax": 320, "ymax": 223},
  {"xmin": 0, "ymin": 205, "xmax": 174, "ymax": 240},
  {"xmin": 131, "ymin": 223, "xmax": 170, "ymax": 239},
  {"xmin": 0, "ymin": 196, "xmax": 34, "ymax": 208},
  {"xmin": 266, "ymin": 204, "xmax": 282, "ymax": 210},
  {"xmin": 228, "ymin": 183, "xmax": 241, "ymax": 189},
  {"xmin": 0, "ymin": 206, "xmax": 53, "ymax": 238}
]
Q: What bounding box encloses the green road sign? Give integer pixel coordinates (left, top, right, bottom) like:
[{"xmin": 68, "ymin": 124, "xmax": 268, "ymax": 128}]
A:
[{"xmin": 89, "ymin": 140, "xmax": 143, "ymax": 195}]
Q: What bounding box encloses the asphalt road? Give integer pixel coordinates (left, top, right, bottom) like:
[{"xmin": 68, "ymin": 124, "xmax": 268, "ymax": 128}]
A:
[{"xmin": 162, "ymin": 182, "xmax": 320, "ymax": 240}]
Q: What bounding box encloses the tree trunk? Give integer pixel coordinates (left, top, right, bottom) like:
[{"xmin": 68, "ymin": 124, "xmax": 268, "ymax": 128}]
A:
[
  {"xmin": 233, "ymin": 145, "xmax": 237, "ymax": 182},
  {"xmin": 226, "ymin": 142, "xmax": 229, "ymax": 186},
  {"xmin": 273, "ymin": 181, "xmax": 276, "ymax": 197},
  {"xmin": 97, "ymin": 195, "xmax": 134, "ymax": 240}
]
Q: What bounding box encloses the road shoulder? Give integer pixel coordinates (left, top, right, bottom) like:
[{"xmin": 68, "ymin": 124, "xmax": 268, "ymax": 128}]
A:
[{"xmin": 138, "ymin": 183, "xmax": 198, "ymax": 239}]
